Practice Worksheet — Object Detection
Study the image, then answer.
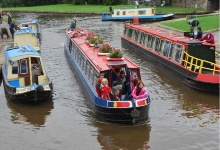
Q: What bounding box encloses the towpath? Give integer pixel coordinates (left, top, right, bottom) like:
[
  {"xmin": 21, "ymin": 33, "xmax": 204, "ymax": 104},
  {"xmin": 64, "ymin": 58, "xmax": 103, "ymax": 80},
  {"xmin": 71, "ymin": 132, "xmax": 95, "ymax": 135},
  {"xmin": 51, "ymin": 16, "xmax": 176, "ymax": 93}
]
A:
[
  {"xmin": 0, "ymin": 21, "xmax": 13, "ymax": 75},
  {"xmin": 147, "ymin": 15, "xmax": 220, "ymax": 53}
]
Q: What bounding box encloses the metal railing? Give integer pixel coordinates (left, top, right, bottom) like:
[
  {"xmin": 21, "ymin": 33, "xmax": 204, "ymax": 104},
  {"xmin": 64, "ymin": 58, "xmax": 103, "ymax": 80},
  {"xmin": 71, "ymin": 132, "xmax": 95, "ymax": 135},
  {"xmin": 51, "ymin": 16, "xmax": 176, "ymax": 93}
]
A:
[{"xmin": 182, "ymin": 51, "xmax": 220, "ymax": 75}]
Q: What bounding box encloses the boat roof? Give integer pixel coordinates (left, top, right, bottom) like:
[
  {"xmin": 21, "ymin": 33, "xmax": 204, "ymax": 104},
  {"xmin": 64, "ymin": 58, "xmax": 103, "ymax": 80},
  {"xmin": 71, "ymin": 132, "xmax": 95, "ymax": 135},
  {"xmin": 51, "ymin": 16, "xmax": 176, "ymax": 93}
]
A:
[
  {"xmin": 5, "ymin": 44, "xmax": 41, "ymax": 59},
  {"xmin": 115, "ymin": 7, "xmax": 153, "ymax": 11},
  {"xmin": 124, "ymin": 23, "xmax": 214, "ymax": 45},
  {"xmin": 20, "ymin": 19, "xmax": 38, "ymax": 25},
  {"xmin": 14, "ymin": 27, "xmax": 36, "ymax": 35},
  {"xmin": 66, "ymin": 29, "xmax": 139, "ymax": 71}
]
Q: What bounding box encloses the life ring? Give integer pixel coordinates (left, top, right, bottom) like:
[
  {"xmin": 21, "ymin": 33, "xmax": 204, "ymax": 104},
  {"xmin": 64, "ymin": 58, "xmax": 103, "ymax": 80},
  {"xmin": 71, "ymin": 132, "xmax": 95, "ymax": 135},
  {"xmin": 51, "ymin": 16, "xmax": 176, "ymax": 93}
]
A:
[{"xmin": 36, "ymin": 85, "xmax": 44, "ymax": 93}]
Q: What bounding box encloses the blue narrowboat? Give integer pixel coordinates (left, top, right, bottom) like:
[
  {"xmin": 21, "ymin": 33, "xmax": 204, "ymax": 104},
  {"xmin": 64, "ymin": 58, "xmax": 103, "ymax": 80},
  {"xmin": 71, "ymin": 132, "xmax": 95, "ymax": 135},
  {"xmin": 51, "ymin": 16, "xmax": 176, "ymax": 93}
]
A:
[
  {"xmin": 101, "ymin": 7, "xmax": 174, "ymax": 22},
  {"xmin": 19, "ymin": 19, "xmax": 42, "ymax": 42},
  {"xmin": 1, "ymin": 43, "xmax": 53, "ymax": 102},
  {"xmin": 14, "ymin": 27, "xmax": 41, "ymax": 52},
  {"xmin": 64, "ymin": 28, "xmax": 151, "ymax": 124}
]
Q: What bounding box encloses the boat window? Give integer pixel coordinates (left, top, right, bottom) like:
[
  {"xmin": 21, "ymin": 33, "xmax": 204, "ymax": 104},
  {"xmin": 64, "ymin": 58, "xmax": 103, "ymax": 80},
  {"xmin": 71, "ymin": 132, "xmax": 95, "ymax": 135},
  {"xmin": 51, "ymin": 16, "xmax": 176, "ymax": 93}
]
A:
[
  {"xmin": 20, "ymin": 59, "xmax": 28, "ymax": 74},
  {"xmin": 152, "ymin": 37, "xmax": 161, "ymax": 52},
  {"xmin": 65, "ymin": 35, "xmax": 70, "ymax": 47},
  {"xmin": 123, "ymin": 27, "xmax": 127, "ymax": 36},
  {"xmin": 146, "ymin": 34, "xmax": 152, "ymax": 48},
  {"xmin": 71, "ymin": 43, "xmax": 75, "ymax": 54},
  {"xmin": 139, "ymin": 32, "xmax": 145, "ymax": 45},
  {"xmin": 69, "ymin": 40, "xmax": 72, "ymax": 53},
  {"xmin": 117, "ymin": 11, "xmax": 120, "ymax": 15},
  {"xmin": 161, "ymin": 40, "xmax": 172, "ymax": 57},
  {"xmin": 128, "ymin": 28, "xmax": 133, "ymax": 38},
  {"xmin": 143, "ymin": 33, "xmax": 148, "ymax": 47},
  {"xmin": 138, "ymin": 11, "xmax": 145, "ymax": 15},
  {"xmin": 133, "ymin": 30, "xmax": 139, "ymax": 42},
  {"xmin": 171, "ymin": 44, "xmax": 184, "ymax": 63},
  {"xmin": 12, "ymin": 60, "xmax": 18, "ymax": 74},
  {"xmin": 89, "ymin": 64, "xmax": 94, "ymax": 84},
  {"xmin": 85, "ymin": 60, "xmax": 90, "ymax": 78},
  {"xmin": 123, "ymin": 11, "xmax": 126, "ymax": 15}
]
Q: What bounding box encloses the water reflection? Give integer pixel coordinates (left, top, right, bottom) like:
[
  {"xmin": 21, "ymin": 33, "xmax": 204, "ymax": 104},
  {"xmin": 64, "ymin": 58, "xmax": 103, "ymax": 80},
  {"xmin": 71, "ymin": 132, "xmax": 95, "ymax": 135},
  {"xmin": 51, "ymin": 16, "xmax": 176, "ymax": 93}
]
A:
[
  {"xmin": 7, "ymin": 100, "xmax": 54, "ymax": 127},
  {"xmin": 94, "ymin": 122, "xmax": 151, "ymax": 150}
]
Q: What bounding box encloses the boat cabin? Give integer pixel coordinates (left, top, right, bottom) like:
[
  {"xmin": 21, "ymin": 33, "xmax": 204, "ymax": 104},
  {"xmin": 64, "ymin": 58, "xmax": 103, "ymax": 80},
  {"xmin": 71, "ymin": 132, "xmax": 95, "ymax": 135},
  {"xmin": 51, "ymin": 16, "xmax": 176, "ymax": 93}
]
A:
[
  {"xmin": 123, "ymin": 24, "xmax": 219, "ymax": 74},
  {"xmin": 19, "ymin": 19, "xmax": 41, "ymax": 42},
  {"xmin": 4, "ymin": 44, "xmax": 48, "ymax": 88},
  {"xmin": 14, "ymin": 27, "xmax": 40, "ymax": 52},
  {"xmin": 102, "ymin": 7, "xmax": 156, "ymax": 18}
]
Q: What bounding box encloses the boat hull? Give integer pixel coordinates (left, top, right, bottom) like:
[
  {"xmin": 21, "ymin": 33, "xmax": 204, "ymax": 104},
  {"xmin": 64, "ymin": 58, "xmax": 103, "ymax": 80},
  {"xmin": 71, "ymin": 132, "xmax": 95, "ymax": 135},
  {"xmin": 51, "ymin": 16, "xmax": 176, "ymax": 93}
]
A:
[
  {"xmin": 121, "ymin": 38, "xmax": 219, "ymax": 93},
  {"xmin": 64, "ymin": 45, "xmax": 150, "ymax": 124},
  {"xmin": 1, "ymin": 66, "xmax": 53, "ymax": 103}
]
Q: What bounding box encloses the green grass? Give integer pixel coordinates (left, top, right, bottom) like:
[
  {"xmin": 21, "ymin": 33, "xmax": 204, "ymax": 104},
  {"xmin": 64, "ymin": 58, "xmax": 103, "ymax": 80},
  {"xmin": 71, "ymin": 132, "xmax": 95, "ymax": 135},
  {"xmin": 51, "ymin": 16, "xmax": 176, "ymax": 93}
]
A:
[
  {"xmin": 162, "ymin": 14, "xmax": 219, "ymax": 32},
  {"xmin": 1, "ymin": 4, "xmax": 204, "ymax": 13}
]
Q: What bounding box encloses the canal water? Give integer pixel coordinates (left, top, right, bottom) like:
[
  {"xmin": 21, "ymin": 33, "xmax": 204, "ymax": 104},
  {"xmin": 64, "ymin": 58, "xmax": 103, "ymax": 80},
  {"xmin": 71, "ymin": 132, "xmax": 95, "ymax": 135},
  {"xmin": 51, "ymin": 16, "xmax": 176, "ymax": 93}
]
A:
[{"xmin": 0, "ymin": 13, "xmax": 219, "ymax": 150}]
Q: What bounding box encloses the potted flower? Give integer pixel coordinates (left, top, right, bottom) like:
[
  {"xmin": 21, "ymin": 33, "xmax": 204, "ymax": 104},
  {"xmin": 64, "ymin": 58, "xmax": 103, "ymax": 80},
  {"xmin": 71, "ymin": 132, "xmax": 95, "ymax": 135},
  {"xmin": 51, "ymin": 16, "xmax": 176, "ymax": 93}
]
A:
[
  {"xmin": 106, "ymin": 48, "xmax": 124, "ymax": 60},
  {"xmin": 98, "ymin": 43, "xmax": 112, "ymax": 55},
  {"xmin": 88, "ymin": 36, "xmax": 104, "ymax": 47},
  {"xmin": 86, "ymin": 32, "xmax": 96, "ymax": 43}
]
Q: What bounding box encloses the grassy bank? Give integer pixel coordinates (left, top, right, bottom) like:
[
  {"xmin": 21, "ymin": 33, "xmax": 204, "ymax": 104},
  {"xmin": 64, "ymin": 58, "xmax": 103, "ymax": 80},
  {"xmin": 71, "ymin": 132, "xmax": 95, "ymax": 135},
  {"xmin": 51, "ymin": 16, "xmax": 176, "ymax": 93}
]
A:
[
  {"xmin": 1, "ymin": 4, "xmax": 204, "ymax": 13},
  {"xmin": 161, "ymin": 14, "xmax": 219, "ymax": 32}
]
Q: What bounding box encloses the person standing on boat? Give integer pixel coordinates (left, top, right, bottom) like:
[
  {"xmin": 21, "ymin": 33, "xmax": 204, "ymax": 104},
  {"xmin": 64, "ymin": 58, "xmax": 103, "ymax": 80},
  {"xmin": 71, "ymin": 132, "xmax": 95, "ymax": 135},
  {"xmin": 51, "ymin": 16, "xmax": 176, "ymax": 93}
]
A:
[
  {"xmin": 132, "ymin": 81, "xmax": 148, "ymax": 100},
  {"xmin": 199, "ymin": 30, "xmax": 215, "ymax": 44},
  {"xmin": 70, "ymin": 18, "xmax": 77, "ymax": 31},
  {"xmin": 100, "ymin": 78, "xmax": 111, "ymax": 100},
  {"xmin": 109, "ymin": 5, "xmax": 113, "ymax": 16},
  {"xmin": 134, "ymin": 0, "xmax": 139, "ymax": 9},
  {"xmin": 195, "ymin": 27, "xmax": 203, "ymax": 39}
]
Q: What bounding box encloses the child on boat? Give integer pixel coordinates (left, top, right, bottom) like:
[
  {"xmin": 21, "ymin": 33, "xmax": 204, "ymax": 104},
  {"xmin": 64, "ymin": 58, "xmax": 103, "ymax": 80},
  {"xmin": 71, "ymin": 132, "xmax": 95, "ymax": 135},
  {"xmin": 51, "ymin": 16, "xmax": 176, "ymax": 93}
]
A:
[
  {"xmin": 109, "ymin": 87, "xmax": 120, "ymax": 101},
  {"xmin": 132, "ymin": 81, "xmax": 148, "ymax": 100},
  {"xmin": 95, "ymin": 73, "xmax": 104, "ymax": 97},
  {"xmin": 100, "ymin": 78, "xmax": 111, "ymax": 100}
]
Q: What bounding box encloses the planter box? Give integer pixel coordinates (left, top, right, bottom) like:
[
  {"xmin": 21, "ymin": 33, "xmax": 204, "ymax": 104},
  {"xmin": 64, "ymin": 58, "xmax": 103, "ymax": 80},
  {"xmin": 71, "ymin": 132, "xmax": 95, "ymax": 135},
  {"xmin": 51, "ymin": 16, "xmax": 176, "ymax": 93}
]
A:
[
  {"xmin": 106, "ymin": 57, "xmax": 124, "ymax": 61},
  {"xmin": 98, "ymin": 52, "xmax": 110, "ymax": 56}
]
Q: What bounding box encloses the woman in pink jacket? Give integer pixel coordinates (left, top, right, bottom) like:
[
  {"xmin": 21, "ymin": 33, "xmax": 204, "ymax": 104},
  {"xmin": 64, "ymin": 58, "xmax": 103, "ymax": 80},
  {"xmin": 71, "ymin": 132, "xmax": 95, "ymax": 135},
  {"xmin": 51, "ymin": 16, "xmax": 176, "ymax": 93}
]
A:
[{"xmin": 132, "ymin": 81, "xmax": 148, "ymax": 99}]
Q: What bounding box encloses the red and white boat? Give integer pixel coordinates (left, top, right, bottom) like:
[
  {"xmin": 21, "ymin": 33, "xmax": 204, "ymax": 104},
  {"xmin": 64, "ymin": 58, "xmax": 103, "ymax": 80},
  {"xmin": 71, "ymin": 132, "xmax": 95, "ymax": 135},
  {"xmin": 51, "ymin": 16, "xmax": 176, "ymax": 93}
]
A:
[{"xmin": 121, "ymin": 23, "xmax": 219, "ymax": 93}]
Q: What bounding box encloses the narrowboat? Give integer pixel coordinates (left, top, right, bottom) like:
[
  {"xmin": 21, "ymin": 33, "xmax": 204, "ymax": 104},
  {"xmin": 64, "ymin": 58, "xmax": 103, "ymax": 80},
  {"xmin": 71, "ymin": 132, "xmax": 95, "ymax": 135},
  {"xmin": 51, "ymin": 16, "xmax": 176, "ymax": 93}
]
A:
[
  {"xmin": 1, "ymin": 43, "xmax": 53, "ymax": 102},
  {"xmin": 64, "ymin": 28, "xmax": 151, "ymax": 124},
  {"xmin": 14, "ymin": 27, "xmax": 41, "ymax": 52},
  {"xmin": 121, "ymin": 23, "xmax": 220, "ymax": 93},
  {"xmin": 19, "ymin": 19, "xmax": 41, "ymax": 42},
  {"xmin": 101, "ymin": 7, "xmax": 174, "ymax": 22}
]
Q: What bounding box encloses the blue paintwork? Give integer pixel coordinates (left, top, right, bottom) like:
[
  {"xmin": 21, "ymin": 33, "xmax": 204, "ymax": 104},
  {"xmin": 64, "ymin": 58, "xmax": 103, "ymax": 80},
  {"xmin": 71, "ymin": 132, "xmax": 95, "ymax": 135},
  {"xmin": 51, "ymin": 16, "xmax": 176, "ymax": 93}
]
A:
[
  {"xmin": 20, "ymin": 19, "xmax": 38, "ymax": 25},
  {"xmin": 101, "ymin": 11, "xmax": 174, "ymax": 21},
  {"xmin": 8, "ymin": 80, "xmax": 19, "ymax": 87},
  {"xmin": 5, "ymin": 44, "xmax": 41, "ymax": 59},
  {"xmin": 14, "ymin": 27, "xmax": 36, "ymax": 35}
]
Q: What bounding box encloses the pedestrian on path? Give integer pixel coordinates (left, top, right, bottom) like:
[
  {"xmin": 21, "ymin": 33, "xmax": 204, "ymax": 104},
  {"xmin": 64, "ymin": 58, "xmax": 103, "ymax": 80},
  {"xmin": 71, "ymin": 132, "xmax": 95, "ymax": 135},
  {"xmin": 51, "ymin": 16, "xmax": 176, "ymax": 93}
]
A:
[{"xmin": 9, "ymin": 20, "xmax": 15, "ymax": 39}]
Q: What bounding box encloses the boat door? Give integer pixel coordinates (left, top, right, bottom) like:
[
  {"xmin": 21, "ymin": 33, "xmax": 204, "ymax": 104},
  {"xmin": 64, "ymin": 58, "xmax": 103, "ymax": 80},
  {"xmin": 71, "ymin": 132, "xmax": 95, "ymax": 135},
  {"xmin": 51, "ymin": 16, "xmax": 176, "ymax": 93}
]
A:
[{"xmin": 18, "ymin": 58, "xmax": 31, "ymax": 86}]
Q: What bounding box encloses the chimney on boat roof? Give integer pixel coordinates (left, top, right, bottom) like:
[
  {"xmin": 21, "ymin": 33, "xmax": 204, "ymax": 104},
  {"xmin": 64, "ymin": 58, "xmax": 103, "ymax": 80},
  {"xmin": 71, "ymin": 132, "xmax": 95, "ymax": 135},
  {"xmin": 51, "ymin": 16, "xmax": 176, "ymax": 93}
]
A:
[{"xmin": 133, "ymin": 16, "xmax": 139, "ymax": 25}]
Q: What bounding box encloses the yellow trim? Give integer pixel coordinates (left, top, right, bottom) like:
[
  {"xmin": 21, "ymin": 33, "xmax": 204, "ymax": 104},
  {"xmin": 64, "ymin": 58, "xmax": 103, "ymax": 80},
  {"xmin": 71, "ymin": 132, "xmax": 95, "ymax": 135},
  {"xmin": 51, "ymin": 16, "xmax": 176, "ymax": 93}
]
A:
[{"xmin": 182, "ymin": 51, "xmax": 220, "ymax": 75}]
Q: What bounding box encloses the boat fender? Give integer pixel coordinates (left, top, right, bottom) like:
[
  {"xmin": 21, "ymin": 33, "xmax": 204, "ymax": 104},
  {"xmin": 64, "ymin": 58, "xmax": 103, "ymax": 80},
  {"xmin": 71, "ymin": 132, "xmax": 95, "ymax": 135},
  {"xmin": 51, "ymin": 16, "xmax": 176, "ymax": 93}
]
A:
[
  {"xmin": 36, "ymin": 85, "xmax": 44, "ymax": 93},
  {"xmin": 32, "ymin": 33, "xmax": 35, "ymax": 36},
  {"xmin": 131, "ymin": 108, "xmax": 140, "ymax": 118}
]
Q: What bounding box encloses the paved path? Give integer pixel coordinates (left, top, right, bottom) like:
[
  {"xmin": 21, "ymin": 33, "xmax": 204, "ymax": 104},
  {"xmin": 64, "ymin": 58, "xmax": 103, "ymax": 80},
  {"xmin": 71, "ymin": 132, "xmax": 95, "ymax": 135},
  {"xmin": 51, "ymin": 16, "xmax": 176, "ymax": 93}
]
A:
[
  {"xmin": 0, "ymin": 21, "xmax": 13, "ymax": 67},
  {"xmin": 147, "ymin": 16, "xmax": 220, "ymax": 52}
]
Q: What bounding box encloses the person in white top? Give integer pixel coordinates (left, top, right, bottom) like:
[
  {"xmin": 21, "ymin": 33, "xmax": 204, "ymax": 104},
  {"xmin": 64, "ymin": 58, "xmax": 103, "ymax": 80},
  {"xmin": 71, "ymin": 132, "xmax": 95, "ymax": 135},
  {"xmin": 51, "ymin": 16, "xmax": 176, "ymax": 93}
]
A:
[{"xmin": 135, "ymin": 0, "xmax": 139, "ymax": 8}]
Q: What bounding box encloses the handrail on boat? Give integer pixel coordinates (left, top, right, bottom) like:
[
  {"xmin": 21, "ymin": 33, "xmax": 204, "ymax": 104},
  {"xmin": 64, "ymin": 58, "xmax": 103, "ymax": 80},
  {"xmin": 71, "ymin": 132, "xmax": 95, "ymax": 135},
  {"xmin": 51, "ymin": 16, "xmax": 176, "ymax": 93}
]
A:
[{"xmin": 182, "ymin": 51, "xmax": 220, "ymax": 75}]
